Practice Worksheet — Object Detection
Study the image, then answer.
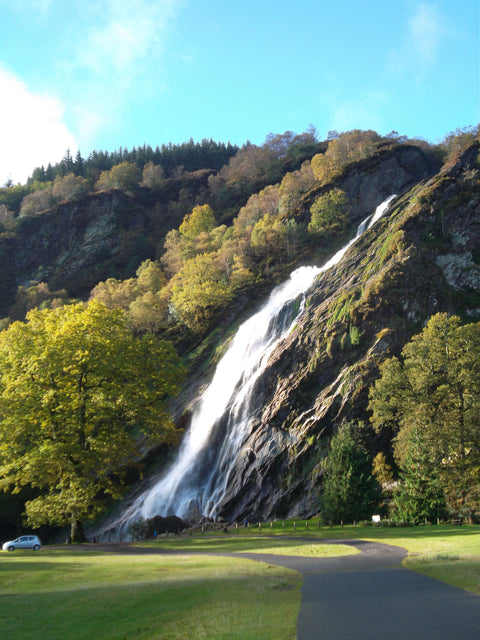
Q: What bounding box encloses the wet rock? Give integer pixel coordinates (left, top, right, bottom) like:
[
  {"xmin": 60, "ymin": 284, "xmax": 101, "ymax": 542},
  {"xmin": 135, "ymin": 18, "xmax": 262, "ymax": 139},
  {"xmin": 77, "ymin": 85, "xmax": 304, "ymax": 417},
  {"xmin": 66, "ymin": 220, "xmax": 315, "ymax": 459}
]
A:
[{"xmin": 146, "ymin": 515, "xmax": 189, "ymax": 536}]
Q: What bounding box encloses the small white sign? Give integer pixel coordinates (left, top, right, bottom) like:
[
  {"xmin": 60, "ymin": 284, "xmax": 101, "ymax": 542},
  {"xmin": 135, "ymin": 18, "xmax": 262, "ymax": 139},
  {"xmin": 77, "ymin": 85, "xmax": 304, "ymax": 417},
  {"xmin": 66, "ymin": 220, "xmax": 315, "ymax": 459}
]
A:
[{"xmin": 372, "ymin": 515, "xmax": 381, "ymax": 523}]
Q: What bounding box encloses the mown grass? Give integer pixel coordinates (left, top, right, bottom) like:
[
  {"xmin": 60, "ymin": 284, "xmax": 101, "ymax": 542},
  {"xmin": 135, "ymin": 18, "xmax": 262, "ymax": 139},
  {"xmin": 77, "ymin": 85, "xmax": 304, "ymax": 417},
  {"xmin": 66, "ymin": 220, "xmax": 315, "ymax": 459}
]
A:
[
  {"xmin": 0, "ymin": 551, "xmax": 301, "ymax": 640},
  {"xmin": 136, "ymin": 535, "xmax": 359, "ymax": 557},
  {"xmin": 190, "ymin": 520, "xmax": 479, "ymax": 594},
  {"xmin": 148, "ymin": 520, "xmax": 479, "ymax": 593},
  {"xmin": 0, "ymin": 523, "xmax": 478, "ymax": 639}
]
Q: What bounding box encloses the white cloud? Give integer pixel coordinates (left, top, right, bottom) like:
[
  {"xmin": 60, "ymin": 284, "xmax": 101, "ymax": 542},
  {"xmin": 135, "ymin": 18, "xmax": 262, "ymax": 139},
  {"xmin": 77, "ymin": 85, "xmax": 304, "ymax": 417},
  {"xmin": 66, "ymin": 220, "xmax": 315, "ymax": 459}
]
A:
[
  {"xmin": 321, "ymin": 90, "xmax": 390, "ymax": 137},
  {"xmin": 76, "ymin": 0, "xmax": 181, "ymax": 79},
  {"xmin": 409, "ymin": 3, "xmax": 443, "ymax": 65},
  {"xmin": 388, "ymin": 3, "xmax": 445, "ymax": 81},
  {"xmin": 4, "ymin": 1, "xmax": 184, "ymax": 155},
  {"xmin": 0, "ymin": 66, "xmax": 78, "ymax": 185},
  {"xmin": 62, "ymin": 0, "xmax": 184, "ymax": 146}
]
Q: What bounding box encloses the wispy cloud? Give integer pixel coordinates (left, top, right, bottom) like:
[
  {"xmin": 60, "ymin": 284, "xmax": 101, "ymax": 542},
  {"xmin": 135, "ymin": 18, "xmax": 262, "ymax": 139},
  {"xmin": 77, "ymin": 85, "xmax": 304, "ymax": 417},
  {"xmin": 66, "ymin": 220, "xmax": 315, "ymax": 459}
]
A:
[
  {"xmin": 62, "ymin": 0, "xmax": 184, "ymax": 146},
  {"xmin": 0, "ymin": 66, "xmax": 77, "ymax": 184},
  {"xmin": 409, "ymin": 3, "xmax": 443, "ymax": 67},
  {"xmin": 388, "ymin": 2, "xmax": 446, "ymax": 81},
  {"xmin": 321, "ymin": 90, "xmax": 390, "ymax": 137},
  {"xmin": 78, "ymin": 0, "xmax": 181, "ymax": 77}
]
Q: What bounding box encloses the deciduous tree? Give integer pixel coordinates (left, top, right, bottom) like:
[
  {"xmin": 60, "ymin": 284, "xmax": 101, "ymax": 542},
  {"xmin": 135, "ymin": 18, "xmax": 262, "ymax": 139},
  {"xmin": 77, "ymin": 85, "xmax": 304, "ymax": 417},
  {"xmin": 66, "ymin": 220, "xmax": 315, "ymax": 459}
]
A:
[
  {"xmin": 369, "ymin": 313, "xmax": 480, "ymax": 521},
  {"xmin": 170, "ymin": 253, "xmax": 233, "ymax": 332},
  {"xmin": 308, "ymin": 189, "xmax": 349, "ymax": 234},
  {"xmin": 0, "ymin": 301, "xmax": 184, "ymax": 540}
]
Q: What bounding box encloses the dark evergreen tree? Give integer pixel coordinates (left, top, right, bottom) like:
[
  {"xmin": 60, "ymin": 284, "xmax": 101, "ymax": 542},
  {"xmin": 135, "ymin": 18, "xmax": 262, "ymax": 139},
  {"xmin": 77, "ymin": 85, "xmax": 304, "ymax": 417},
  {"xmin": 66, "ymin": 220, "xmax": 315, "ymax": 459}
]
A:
[
  {"xmin": 392, "ymin": 426, "xmax": 447, "ymax": 523},
  {"xmin": 74, "ymin": 151, "xmax": 84, "ymax": 176},
  {"xmin": 321, "ymin": 423, "xmax": 382, "ymax": 524}
]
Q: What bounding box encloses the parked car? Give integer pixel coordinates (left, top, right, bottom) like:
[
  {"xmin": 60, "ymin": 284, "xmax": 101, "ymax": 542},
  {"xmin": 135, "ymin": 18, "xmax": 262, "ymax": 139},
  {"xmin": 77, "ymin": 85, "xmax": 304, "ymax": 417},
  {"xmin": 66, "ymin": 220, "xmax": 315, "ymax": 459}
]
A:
[{"xmin": 2, "ymin": 535, "xmax": 42, "ymax": 551}]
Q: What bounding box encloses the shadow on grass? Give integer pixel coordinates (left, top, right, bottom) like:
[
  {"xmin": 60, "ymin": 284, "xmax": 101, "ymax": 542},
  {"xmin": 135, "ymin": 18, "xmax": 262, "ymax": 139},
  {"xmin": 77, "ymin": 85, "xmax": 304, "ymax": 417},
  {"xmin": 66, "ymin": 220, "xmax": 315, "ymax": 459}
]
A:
[{"xmin": 1, "ymin": 554, "xmax": 301, "ymax": 640}]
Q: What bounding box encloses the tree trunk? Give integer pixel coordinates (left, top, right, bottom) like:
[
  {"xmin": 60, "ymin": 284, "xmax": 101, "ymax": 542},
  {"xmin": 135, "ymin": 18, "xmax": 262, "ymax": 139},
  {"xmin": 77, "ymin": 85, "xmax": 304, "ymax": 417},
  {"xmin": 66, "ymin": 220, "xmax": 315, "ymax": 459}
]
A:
[{"xmin": 71, "ymin": 518, "xmax": 87, "ymax": 543}]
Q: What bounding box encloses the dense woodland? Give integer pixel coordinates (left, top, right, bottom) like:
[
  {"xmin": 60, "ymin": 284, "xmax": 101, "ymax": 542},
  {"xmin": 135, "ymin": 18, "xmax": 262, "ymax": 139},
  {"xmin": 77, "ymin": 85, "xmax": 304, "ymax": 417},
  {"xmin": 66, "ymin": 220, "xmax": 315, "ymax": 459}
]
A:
[{"xmin": 0, "ymin": 125, "xmax": 479, "ymax": 540}]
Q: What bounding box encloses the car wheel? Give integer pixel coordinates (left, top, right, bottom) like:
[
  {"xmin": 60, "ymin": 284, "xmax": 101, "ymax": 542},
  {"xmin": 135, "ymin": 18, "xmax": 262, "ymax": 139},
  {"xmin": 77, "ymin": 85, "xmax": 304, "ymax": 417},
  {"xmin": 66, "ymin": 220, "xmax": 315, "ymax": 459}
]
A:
[
  {"xmin": 33, "ymin": 544, "xmax": 40, "ymax": 551},
  {"xmin": 7, "ymin": 545, "xmax": 15, "ymax": 551}
]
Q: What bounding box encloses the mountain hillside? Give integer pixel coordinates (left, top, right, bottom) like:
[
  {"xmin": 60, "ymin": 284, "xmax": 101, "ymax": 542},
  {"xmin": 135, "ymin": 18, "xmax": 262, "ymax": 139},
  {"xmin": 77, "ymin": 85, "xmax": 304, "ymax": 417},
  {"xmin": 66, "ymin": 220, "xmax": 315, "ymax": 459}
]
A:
[
  {"xmin": 92, "ymin": 136, "xmax": 480, "ymax": 537},
  {"xmin": 212, "ymin": 141, "xmax": 480, "ymax": 521},
  {"xmin": 1, "ymin": 129, "xmax": 479, "ymax": 537}
]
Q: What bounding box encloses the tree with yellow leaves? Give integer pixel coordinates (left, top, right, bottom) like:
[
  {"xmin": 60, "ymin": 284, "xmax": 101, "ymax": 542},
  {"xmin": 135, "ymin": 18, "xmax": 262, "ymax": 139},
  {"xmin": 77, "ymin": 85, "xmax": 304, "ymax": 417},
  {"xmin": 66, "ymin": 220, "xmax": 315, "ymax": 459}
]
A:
[{"xmin": 0, "ymin": 301, "xmax": 184, "ymax": 541}]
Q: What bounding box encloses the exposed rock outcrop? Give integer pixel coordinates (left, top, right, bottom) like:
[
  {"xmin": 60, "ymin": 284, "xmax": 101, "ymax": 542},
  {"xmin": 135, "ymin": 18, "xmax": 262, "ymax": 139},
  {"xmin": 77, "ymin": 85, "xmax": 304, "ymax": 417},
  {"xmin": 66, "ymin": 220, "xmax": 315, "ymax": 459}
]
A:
[
  {"xmin": 297, "ymin": 143, "xmax": 438, "ymax": 225},
  {"xmin": 208, "ymin": 142, "xmax": 480, "ymax": 521},
  {"xmin": 0, "ymin": 172, "xmax": 213, "ymax": 313},
  {"xmin": 146, "ymin": 515, "xmax": 189, "ymax": 536},
  {"xmin": 94, "ymin": 142, "xmax": 479, "ymax": 530}
]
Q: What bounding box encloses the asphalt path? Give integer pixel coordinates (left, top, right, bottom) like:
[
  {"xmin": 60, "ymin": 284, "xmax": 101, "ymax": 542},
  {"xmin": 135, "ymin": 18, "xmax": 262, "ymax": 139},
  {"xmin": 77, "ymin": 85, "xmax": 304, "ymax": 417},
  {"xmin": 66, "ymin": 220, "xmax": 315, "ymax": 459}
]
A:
[
  {"xmin": 55, "ymin": 539, "xmax": 480, "ymax": 639},
  {"xmin": 238, "ymin": 539, "xmax": 480, "ymax": 640}
]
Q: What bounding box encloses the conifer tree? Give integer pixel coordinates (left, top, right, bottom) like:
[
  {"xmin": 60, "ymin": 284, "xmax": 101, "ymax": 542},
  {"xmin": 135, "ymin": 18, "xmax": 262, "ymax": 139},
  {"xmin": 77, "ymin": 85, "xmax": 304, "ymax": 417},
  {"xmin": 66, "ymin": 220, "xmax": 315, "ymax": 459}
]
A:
[{"xmin": 321, "ymin": 423, "xmax": 382, "ymax": 524}]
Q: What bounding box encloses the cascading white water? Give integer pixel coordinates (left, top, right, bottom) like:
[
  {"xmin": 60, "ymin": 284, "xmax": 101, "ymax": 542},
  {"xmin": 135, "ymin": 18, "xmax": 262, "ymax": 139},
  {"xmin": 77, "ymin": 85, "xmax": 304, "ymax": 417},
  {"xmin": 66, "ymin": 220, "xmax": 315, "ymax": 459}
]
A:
[{"xmin": 119, "ymin": 195, "xmax": 396, "ymax": 529}]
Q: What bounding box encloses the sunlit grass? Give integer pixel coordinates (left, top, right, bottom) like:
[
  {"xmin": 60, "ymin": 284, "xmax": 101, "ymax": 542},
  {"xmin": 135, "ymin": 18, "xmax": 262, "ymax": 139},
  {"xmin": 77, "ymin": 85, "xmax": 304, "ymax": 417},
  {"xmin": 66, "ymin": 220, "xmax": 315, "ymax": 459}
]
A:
[
  {"xmin": 136, "ymin": 535, "xmax": 359, "ymax": 557},
  {"xmin": 139, "ymin": 521, "xmax": 479, "ymax": 593},
  {"xmin": 0, "ymin": 523, "xmax": 478, "ymax": 639},
  {"xmin": 0, "ymin": 551, "xmax": 301, "ymax": 640}
]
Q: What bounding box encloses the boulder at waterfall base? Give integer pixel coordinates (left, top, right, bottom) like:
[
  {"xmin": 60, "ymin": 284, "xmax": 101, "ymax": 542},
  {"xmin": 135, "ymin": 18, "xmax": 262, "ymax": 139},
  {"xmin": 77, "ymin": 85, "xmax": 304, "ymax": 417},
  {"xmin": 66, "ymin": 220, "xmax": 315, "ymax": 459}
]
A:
[{"xmin": 146, "ymin": 515, "xmax": 190, "ymax": 537}]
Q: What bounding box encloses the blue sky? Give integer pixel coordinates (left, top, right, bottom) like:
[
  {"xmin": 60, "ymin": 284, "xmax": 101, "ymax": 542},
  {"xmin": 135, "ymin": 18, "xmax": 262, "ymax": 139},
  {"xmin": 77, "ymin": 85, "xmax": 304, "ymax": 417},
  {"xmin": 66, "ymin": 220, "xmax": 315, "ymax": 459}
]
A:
[{"xmin": 0, "ymin": 0, "xmax": 478, "ymax": 184}]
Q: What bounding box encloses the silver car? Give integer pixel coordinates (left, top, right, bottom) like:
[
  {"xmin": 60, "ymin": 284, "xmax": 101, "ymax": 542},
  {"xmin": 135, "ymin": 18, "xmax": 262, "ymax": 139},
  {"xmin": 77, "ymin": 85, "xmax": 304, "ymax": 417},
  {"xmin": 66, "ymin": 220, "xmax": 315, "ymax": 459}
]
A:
[{"xmin": 2, "ymin": 535, "xmax": 42, "ymax": 551}]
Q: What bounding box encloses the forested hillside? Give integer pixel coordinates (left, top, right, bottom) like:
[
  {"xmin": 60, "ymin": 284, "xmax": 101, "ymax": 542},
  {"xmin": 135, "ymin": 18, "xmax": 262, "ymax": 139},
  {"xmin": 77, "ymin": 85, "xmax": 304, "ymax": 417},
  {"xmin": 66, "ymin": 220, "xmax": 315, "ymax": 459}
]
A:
[{"xmin": 0, "ymin": 125, "xmax": 479, "ymax": 540}]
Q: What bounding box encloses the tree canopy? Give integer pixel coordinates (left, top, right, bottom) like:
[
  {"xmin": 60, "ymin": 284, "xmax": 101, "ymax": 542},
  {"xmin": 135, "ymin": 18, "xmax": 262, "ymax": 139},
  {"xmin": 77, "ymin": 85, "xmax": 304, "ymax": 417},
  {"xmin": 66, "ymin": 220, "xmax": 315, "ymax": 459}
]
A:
[
  {"xmin": 369, "ymin": 313, "xmax": 480, "ymax": 521},
  {"xmin": 0, "ymin": 301, "xmax": 185, "ymax": 540},
  {"xmin": 321, "ymin": 423, "xmax": 382, "ymax": 524},
  {"xmin": 308, "ymin": 188, "xmax": 349, "ymax": 235}
]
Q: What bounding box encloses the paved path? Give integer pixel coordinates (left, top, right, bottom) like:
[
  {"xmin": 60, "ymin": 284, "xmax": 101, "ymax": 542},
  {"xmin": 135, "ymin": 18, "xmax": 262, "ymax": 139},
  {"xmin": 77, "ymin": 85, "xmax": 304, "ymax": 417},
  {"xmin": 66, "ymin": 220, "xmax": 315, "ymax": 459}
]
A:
[
  {"xmin": 239, "ymin": 539, "xmax": 480, "ymax": 640},
  {"xmin": 58, "ymin": 539, "xmax": 480, "ymax": 639}
]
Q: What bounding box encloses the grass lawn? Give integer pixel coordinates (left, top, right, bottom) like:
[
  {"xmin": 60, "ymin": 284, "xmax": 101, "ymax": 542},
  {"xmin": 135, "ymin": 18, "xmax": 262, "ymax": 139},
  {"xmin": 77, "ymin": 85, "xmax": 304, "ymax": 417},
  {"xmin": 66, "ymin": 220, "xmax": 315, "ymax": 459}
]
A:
[
  {"xmin": 198, "ymin": 520, "xmax": 480, "ymax": 594},
  {"xmin": 0, "ymin": 523, "xmax": 478, "ymax": 639},
  {"xmin": 137, "ymin": 535, "xmax": 359, "ymax": 557},
  {"xmin": 0, "ymin": 550, "xmax": 301, "ymax": 640}
]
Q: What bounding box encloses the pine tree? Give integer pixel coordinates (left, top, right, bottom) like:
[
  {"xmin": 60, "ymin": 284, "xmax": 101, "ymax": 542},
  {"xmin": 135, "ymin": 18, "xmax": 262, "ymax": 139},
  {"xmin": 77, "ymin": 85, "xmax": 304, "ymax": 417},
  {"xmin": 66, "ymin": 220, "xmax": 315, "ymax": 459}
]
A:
[{"xmin": 321, "ymin": 423, "xmax": 382, "ymax": 524}]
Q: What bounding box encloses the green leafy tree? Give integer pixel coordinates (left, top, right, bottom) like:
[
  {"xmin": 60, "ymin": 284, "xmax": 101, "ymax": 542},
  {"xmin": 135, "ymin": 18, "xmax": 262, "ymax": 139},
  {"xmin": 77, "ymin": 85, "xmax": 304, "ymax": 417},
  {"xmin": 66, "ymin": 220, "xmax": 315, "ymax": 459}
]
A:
[
  {"xmin": 0, "ymin": 301, "xmax": 184, "ymax": 541},
  {"xmin": 250, "ymin": 214, "xmax": 287, "ymax": 257},
  {"xmin": 96, "ymin": 162, "xmax": 142, "ymax": 191},
  {"xmin": 136, "ymin": 259, "xmax": 166, "ymax": 293},
  {"xmin": 179, "ymin": 204, "xmax": 216, "ymax": 240},
  {"xmin": 52, "ymin": 173, "xmax": 89, "ymax": 202},
  {"xmin": 89, "ymin": 277, "xmax": 138, "ymax": 311},
  {"xmin": 128, "ymin": 290, "xmax": 169, "ymax": 333},
  {"xmin": 308, "ymin": 189, "xmax": 349, "ymax": 234},
  {"xmin": 311, "ymin": 130, "xmax": 380, "ymax": 184},
  {"xmin": 321, "ymin": 424, "xmax": 382, "ymax": 524},
  {"xmin": 170, "ymin": 252, "xmax": 233, "ymax": 333},
  {"xmin": 161, "ymin": 206, "xmax": 218, "ymax": 275},
  {"xmin": 278, "ymin": 161, "xmax": 316, "ymax": 216},
  {"xmin": 162, "ymin": 229, "xmax": 187, "ymax": 277},
  {"xmin": 0, "ymin": 184, "xmax": 31, "ymax": 215},
  {"xmin": 372, "ymin": 452, "xmax": 394, "ymax": 486},
  {"xmin": 369, "ymin": 313, "xmax": 480, "ymax": 521},
  {"xmin": 233, "ymin": 185, "xmax": 280, "ymax": 233}
]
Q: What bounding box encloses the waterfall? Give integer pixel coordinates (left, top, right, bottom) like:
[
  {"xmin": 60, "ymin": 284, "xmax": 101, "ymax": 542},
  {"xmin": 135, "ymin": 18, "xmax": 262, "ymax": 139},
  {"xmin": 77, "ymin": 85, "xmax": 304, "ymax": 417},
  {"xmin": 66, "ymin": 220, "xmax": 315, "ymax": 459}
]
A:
[{"xmin": 117, "ymin": 195, "xmax": 396, "ymax": 531}]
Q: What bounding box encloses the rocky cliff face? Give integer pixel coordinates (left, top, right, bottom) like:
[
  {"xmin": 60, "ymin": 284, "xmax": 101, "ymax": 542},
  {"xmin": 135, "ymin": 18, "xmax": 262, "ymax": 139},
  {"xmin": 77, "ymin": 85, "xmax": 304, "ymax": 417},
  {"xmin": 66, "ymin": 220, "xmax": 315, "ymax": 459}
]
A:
[
  {"xmin": 0, "ymin": 190, "xmax": 155, "ymax": 311},
  {"xmin": 297, "ymin": 143, "xmax": 437, "ymax": 225},
  {"xmin": 0, "ymin": 173, "xmax": 213, "ymax": 313},
  {"xmin": 206, "ymin": 142, "xmax": 480, "ymax": 521}
]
